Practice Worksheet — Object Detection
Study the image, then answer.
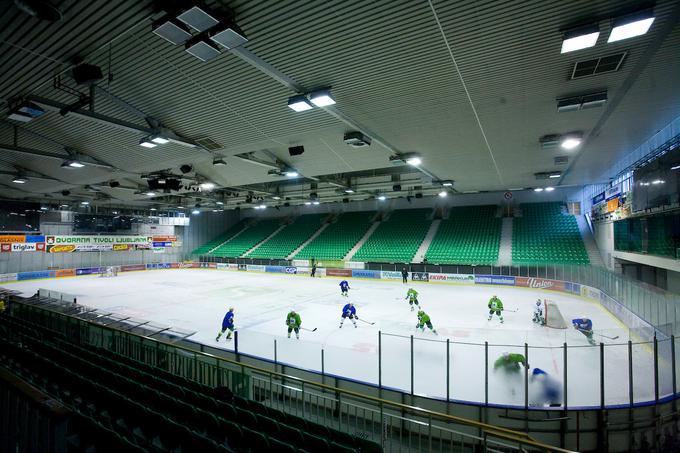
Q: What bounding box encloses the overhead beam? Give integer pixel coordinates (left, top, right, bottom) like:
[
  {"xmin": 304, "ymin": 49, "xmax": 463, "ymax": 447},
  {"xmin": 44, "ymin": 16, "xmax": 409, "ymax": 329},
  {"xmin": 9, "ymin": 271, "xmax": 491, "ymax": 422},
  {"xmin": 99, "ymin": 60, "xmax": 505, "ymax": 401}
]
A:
[{"xmin": 0, "ymin": 144, "xmax": 114, "ymax": 169}]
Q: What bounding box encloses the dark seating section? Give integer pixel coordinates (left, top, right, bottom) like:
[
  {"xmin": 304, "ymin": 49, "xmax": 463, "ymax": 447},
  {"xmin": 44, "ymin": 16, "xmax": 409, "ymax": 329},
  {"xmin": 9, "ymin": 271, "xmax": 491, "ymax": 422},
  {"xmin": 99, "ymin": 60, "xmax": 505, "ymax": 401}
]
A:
[{"xmin": 0, "ymin": 314, "xmax": 381, "ymax": 453}]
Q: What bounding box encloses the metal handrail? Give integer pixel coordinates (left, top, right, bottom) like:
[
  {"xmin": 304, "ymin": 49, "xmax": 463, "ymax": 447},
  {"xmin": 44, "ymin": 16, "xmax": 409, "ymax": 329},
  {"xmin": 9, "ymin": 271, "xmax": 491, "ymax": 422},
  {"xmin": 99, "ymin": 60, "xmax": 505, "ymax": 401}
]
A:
[{"xmin": 10, "ymin": 297, "xmax": 576, "ymax": 453}]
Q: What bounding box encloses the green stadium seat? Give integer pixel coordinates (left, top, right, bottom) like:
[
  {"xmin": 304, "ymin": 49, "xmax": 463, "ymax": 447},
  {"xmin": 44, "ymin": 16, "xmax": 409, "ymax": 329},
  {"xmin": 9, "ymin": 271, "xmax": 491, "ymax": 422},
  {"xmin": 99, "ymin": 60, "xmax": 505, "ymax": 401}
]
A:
[
  {"xmin": 248, "ymin": 214, "xmax": 326, "ymax": 259},
  {"xmin": 296, "ymin": 211, "xmax": 374, "ymax": 260},
  {"xmin": 353, "ymin": 209, "xmax": 431, "ymax": 263}
]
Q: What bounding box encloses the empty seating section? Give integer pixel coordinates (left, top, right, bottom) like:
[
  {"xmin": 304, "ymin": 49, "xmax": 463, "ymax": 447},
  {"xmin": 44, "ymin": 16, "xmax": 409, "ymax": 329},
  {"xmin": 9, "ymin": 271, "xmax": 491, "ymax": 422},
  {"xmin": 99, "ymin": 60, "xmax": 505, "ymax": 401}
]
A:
[
  {"xmin": 211, "ymin": 219, "xmax": 281, "ymax": 258},
  {"xmin": 296, "ymin": 211, "xmax": 374, "ymax": 260},
  {"xmin": 248, "ymin": 214, "xmax": 325, "ymax": 259},
  {"xmin": 191, "ymin": 220, "xmax": 247, "ymax": 255},
  {"xmin": 0, "ymin": 311, "xmax": 382, "ymax": 453},
  {"xmin": 353, "ymin": 209, "xmax": 432, "ymax": 263},
  {"xmin": 512, "ymin": 202, "xmax": 589, "ymax": 265},
  {"xmin": 614, "ymin": 218, "xmax": 643, "ymax": 253},
  {"xmin": 425, "ymin": 205, "xmax": 501, "ymax": 264}
]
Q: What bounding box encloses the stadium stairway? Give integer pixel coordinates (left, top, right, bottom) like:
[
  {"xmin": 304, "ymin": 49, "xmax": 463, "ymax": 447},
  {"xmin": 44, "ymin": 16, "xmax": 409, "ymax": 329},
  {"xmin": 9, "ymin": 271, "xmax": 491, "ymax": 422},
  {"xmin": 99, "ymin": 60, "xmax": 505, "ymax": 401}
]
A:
[
  {"xmin": 343, "ymin": 221, "xmax": 380, "ymax": 261},
  {"xmin": 241, "ymin": 224, "xmax": 288, "ymax": 257},
  {"xmin": 413, "ymin": 219, "xmax": 441, "ymax": 263},
  {"xmin": 287, "ymin": 222, "xmax": 330, "ymax": 259},
  {"xmin": 576, "ymin": 215, "xmax": 605, "ymax": 267},
  {"xmin": 497, "ymin": 217, "xmax": 513, "ymax": 266}
]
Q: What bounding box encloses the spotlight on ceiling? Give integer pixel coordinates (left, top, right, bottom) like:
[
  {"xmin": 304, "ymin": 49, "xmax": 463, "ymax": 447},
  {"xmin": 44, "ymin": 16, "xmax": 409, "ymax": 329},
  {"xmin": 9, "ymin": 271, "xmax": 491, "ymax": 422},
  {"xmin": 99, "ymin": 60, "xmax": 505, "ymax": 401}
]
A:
[
  {"xmin": 200, "ymin": 182, "xmax": 215, "ymax": 190},
  {"xmin": 80, "ymin": 201, "xmax": 90, "ymax": 205},
  {"xmin": 12, "ymin": 175, "xmax": 28, "ymax": 184},
  {"xmin": 561, "ymin": 24, "xmax": 600, "ymax": 53},
  {"xmin": 309, "ymin": 88, "xmax": 336, "ymax": 107},
  {"xmin": 560, "ymin": 135, "xmax": 582, "ymax": 150},
  {"xmin": 284, "ymin": 170, "xmax": 299, "ymax": 177},
  {"xmin": 441, "ymin": 181, "xmax": 454, "ymax": 187},
  {"xmin": 61, "ymin": 160, "xmax": 85, "ymax": 168},
  {"xmin": 7, "ymin": 101, "xmax": 45, "ymax": 122},
  {"xmin": 152, "ymin": 17, "xmax": 192, "ymax": 45},
  {"xmin": 210, "ymin": 23, "xmax": 248, "ymax": 49},
  {"xmin": 212, "ymin": 157, "xmax": 227, "ymax": 166},
  {"xmin": 146, "ymin": 191, "xmax": 156, "ymax": 197},
  {"xmin": 344, "ymin": 188, "xmax": 355, "ymax": 194},
  {"xmin": 272, "ymin": 196, "xmax": 281, "ymax": 200},
  {"xmin": 378, "ymin": 195, "xmax": 386, "ymax": 201},
  {"xmin": 534, "ymin": 188, "xmax": 544, "ymax": 192},
  {"xmin": 312, "ymin": 201, "xmax": 320, "ymax": 205},
  {"xmin": 180, "ymin": 164, "xmax": 193, "ymax": 174},
  {"xmin": 438, "ymin": 190, "xmax": 448, "ymax": 198},
  {"xmin": 177, "ymin": 5, "xmax": 219, "ymax": 32},
  {"xmin": 545, "ymin": 187, "xmax": 555, "ymax": 192},
  {"xmin": 185, "ymin": 36, "xmax": 221, "ymax": 62},
  {"xmin": 608, "ymin": 10, "xmax": 655, "ymax": 43},
  {"xmin": 288, "ymin": 95, "xmax": 313, "ymax": 112},
  {"xmin": 191, "ymin": 209, "xmax": 200, "ymax": 215},
  {"xmin": 405, "ymin": 155, "xmax": 422, "ymax": 166},
  {"xmin": 139, "ymin": 137, "xmax": 157, "ymax": 148},
  {"xmin": 149, "ymin": 134, "xmax": 169, "ymax": 144}
]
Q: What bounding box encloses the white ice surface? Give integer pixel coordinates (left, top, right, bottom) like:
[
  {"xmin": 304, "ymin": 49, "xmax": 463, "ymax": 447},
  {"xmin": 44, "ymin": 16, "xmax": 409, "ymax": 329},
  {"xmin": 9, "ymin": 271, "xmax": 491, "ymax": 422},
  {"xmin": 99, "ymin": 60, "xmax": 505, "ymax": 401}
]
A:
[{"xmin": 3, "ymin": 269, "xmax": 665, "ymax": 408}]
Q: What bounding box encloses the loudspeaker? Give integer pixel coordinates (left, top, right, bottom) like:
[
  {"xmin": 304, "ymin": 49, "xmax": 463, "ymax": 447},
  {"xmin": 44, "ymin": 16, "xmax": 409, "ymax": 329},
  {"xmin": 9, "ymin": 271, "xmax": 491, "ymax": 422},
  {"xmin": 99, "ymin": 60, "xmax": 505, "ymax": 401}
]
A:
[
  {"xmin": 109, "ymin": 181, "xmax": 120, "ymax": 188},
  {"xmin": 392, "ymin": 184, "xmax": 402, "ymax": 191},
  {"xmin": 415, "ymin": 193, "xmax": 423, "ymax": 199},
  {"xmin": 72, "ymin": 64, "xmax": 103, "ymax": 86},
  {"xmin": 288, "ymin": 146, "xmax": 304, "ymax": 156}
]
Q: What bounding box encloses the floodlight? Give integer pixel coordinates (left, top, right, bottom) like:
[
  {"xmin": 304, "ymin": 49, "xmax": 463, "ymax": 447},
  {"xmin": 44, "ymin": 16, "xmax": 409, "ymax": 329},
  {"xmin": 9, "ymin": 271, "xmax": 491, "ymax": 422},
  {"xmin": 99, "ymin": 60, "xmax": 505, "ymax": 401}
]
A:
[
  {"xmin": 288, "ymin": 95, "xmax": 313, "ymax": 112},
  {"xmin": 549, "ymin": 173, "xmax": 561, "ymax": 179},
  {"xmin": 309, "ymin": 88, "xmax": 336, "ymax": 107},
  {"xmin": 177, "ymin": 6, "xmax": 219, "ymax": 32},
  {"xmin": 12, "ymin": 176, "xmax": 28, "ymax": 184},
  {"xmin": 192, "ymin": 209, "xmax": 200, "ymax": 215},
  {"xmin": 438, "ymin": 191, "xmax": 448, "ymax": 198},
  {"xmin": 560, "ymin": 136, "xmax": 582, "ymax": 150},
  {"xmin": 378, "ymin": 195, "xmax": 386, "ymax": 201},
  {"xmin": 304, "ymin": 201, "xmax": 311, "ymax": 205},
  {"xmin": 200, "ymin": 182, "xmax": 216, "ymax": 190},
  {"xmin": 152, "ymin": 18, "xmax": 191, "ymax": 45},
  {"xmin": 81, "ymin": 201, "xmax": 90, "ymax": 205},
  {"xmin": 146, "ymin": 191, "xmax": 156, "ymax": 196},
  {"xmin": 406, "ymin": 156, "xmax": 422, "ymax": 166},
  {"xmin": 344, "ymin": 189, "xmax": 354, "ymax": 193},
  {"xmin": 139, "ymin": 137, "xmax": 157, "ymax": 148},
  {"xmin": 534, "ymin": 188, "xmax": 544, "ymax": 192},
  {"xmin": 216, "ymin": 201, "xmax": 224, "ymax": 205},
  {"xmin": 185, "ymin": 37, "xmax": 221, "ymax": 62},
  {"xmin": 62, "ymin": 160, "xmax": 85, "ymax": 168},
  {"xmin": 210, "ymin": 24, "xmax": 248, "ymax": 49},
  {"xmin": 545, "ymin": 187, "xmax": 555, "ymax": 192},
  {"xmin": 561, "ymin": 25, "xmax": 599, "ymax": 53},
  {"xmin": 285, "ymin": 171, "xmax": 299, "ymax": 177},
  {"xmin": 608, "ymin": 11, "xmax": 655, "ymax": 43},
  {"xmin": 273, "ymin": 196, "xmax": 281, "ymax": 200},
  {"xmin": 150, "ymin": 134, "xmax": 170, "ymax": 144},
  {"xmin": 312, "ymin": 201, "xmax": 320, "ymax": 205}
]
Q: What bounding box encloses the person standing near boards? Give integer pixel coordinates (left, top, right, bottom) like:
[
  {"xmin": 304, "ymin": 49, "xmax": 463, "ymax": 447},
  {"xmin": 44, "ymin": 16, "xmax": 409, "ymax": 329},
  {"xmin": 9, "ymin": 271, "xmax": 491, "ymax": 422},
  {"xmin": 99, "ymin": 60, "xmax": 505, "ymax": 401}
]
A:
[{"xmin": 402, "ymin": 267, "xmax": 408, "ymax": 284}]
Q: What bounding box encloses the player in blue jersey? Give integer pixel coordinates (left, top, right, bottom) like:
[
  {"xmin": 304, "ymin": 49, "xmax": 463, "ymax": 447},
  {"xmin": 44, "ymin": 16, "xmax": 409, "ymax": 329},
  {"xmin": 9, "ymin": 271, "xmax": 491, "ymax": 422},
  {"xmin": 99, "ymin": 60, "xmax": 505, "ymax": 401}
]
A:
[
  {"xmin": 216, "ymin": 307, "xmax": 235, "ymax": 341},
  {"xmin": 339, "ymin": 280, "xmax": 350, "ymax": 297},
  {"xmin": 572, "ymin": 317, "xmax": 596, "ymax": 345},
  {"xmin": 339, "ymin": 302, "xmax": 358, "ymax": 328},
  {"xmin": 531, "ymin": 368, "xmax": 562, "ymax": 407}
]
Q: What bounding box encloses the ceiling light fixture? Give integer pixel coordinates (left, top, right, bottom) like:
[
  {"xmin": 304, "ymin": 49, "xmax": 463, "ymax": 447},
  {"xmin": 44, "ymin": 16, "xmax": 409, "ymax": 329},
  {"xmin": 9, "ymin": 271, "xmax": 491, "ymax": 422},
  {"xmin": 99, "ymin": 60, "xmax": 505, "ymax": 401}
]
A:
[
  {"xmin": 545, "ymin": 187, "xmax": 555, "ymax": 192},
  {"xmin": 192, "ymin": 209, "xmax": 200, "ymax": 215},
  {"xmin": 304, "ymin": 201, "xmax": 311, "ymax": 206},
  {"xmin": 272, "ymin": 196, "xmax": 281, "ymax": 200},
  {"xmin": 344, "ymin": 189, "xmax": 355, "ymax": 193},
  {"xmin": 441, "ymin": 181, "xmax": 454, "ymax": 187},
  {"xmin": 149, "ymin": 134, "xmax": 170, "ymax": 145},
  {"xmin": 561, "ymin": 24, "xmax": 600, "ymax": 53},
  {"xmin": 213, "ymin": 157, "xmax": 227, "ymax": 166},
  {"xmin": 80, "ymin": 201, "xmax": 90, "ymax": 205},
  {"xmin": 309, "ymin": 88, "xmax": 336, "ymax": 107},
  {"xmin": 438, "ymin": 191, "xmax": 448, "ymax": 198},
  {"xmin": 146, "ymin": 191, "xmax": 156, "ymax": 196},
  {"xmin": 200, "ymin": 182, "xmax": 216, "ymax": 190},
  {"xmin": 284, "ymin": 170, "xmax": 299, "ymax": 177},
  {"xmin": 378, "ymin": 195, "xmax": 386, "ymax": 201},
  {"xmin": 216, "ymin": 201, "xmax": 224, "ymax": 205},
  {"xmin": 152, "ymin": 17, "xmax": 192, "ymax": 45},
  {"xmin": 287, "ymin": 95, "xmax": 313, "ymax": 112},
  {"xmin": 608, "ymin": 10, "xmax": 655, "ymax": 43},
  {"xmin": 61, "ymin": 160, "xmax": 85, "ymax": 168},
  {"xmin": 185, "ymin": 36, "xmax": 221, "ymax": 62},
  {"xmin": 312, "ymin": 201, "xmax": 320, "ymax": 205},
  {"xmin": 150, "ymin": 208, "xmax": 157, "ymax": 211},
  {"xmin": 560, "ymin": 136, "xmax": 582, "ymax": 150},
  {"xmin": 177, "ymin": 5, "xmax": 219, "ymax": 32},
  {"xmin": 534, "ymin": 188, "xmax": 544, "ymax": 192},
  {"xmin": 12, "ymin": 176, "xmax": 28, "ymax": 184},
  {"xmin": 210, "ymin": 24, "xmax": 248, "ymax": 49},
  {"xmin": 671, "ymin": 164, "xmax": 680, "ymax": 171},
  {"xmin": 548, "ymin": 173, "xmax": 562, "ymax": 179},
  {"xmin": 139, "ymin": 137, "xmax": 157, "ymax": 148},
  {"xmin": 406, "ymin": 156, "xmax": 422, "ymax": 166}
]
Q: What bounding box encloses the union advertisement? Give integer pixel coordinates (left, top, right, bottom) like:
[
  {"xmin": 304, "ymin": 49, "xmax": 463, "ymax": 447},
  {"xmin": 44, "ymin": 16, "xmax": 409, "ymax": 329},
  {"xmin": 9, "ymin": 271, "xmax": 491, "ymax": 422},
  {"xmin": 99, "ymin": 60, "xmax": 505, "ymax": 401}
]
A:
[{"xmin": 514, "ymin": 277, "xmax": 566, "ymax": 292}]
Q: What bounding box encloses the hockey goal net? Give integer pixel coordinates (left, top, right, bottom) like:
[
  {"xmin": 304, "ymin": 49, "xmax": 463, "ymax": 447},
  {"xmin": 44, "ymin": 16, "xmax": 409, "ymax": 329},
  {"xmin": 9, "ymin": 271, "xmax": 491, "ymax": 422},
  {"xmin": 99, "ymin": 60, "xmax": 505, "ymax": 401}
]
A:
[
  {"xmin": 544, "ymin": 299, "xmax": 568, "ymax": 329},
  {"xmin": 99, "ymin": 266, "xmax": 120, "ymax": 277}
]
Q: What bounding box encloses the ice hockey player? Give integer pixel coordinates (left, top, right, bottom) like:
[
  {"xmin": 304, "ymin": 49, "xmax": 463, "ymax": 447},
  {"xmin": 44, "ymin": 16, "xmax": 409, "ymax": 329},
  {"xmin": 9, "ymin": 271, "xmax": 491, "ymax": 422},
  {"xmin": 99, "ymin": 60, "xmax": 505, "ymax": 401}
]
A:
[
  {"xmin": 488, "ymin": 295, "xmax": 504, "ymax": 323},
  {"xmin": 533, "ymin": 299, "xmax": 545, "ymax": 325},
  {"xmin": 216, "ymin": 307, "xmax": 235, "ymax": 341},
  {"xmin": 416, "ymin": 309, "xmax": 437, "ymax": 334},
  {"xmin": 531, "ymin": 368, "xmax": 562, "ymax": 407},
  {"xmin": 340, "ymin": 302, "xmax": 358, "ymax": 328},
  {"xmin": 405, "ymin": 288, "xmax": 419, "ymax": 311},
  {"xmin": 340, "ymin": 280, "xmax": 350, "ymax": 297},
  {"xmin": 572, "ymin": 317, "xmax": 596, "ymax": 345},
  {"xmin": 493, "ymin": 352, "xmax": 529, "ymax": 372},
  {"xmin": 287, "ymin": 310, "xmax": 302, "ymax": 339}
]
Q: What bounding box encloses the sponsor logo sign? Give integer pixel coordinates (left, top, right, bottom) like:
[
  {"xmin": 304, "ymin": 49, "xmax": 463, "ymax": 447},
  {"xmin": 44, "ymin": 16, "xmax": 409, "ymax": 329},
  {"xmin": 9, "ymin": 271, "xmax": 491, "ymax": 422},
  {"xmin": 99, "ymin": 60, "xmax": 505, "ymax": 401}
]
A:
[
  {"xmin": 121, "ymin": 264, "xmax": 145, "ymax": 272},
  {"xmin": 47, "ymin": 244, "xmax": 77, "ymax": 253},
  {"xmin": 46, "ymin": 235, "xmax": 150, "ymax": 246},
  {"xmin": 265, "ymin": 265, "xmax": 285, "ymax": 273},
  {"xmin": 246, "ymin": 265, "xmax": 266, "ymax": 272},
  {"xmin": 381, "ymin": 271, "xmax": 402, "ymax": 280},
  {"xmin": 605, "ymin": 184, "xmax": 621, "ymax": 201},
  {"xmin": 285, "ymin": 267, "xmax": 298, "ymax": 274},
  {"xmin": 153, "ymin": 241, "xmax": 173, "ymax": 248},
  {"xmin": 1, "ymin": 242, "xmax": 43, "ymax": 252},
  {"xmin": 55, "ymin": 269, "xmax": 76, "ymax": 278},
  {"xmin": 207, "ymin": 262, "xmax": 218, "ymax": 268},
  {"xmin": 352, "ymin": 269, "xmax": 380, "ymax": 279},
  {"xmin": 474, "ymin": 275, "xmax": 515, "ymax": 285},
  {"xmin": 25, "ymin": 235, "xmax": 45, "ymax": 243},
  {"xmin": 0, "ymin": 244, "xmax": 10, "ymax": 252},
  {"xmin": 76, "ymin": 267, "xmax": 98, "ymax": 276},
  {"xmin": 228, "ymin": 263, "xmax": 238, "ymax": 270},
  {"xmin": 17, "ymin": 270, "xmax": 53, "ymax": 281},
  {"xmin": 113, "ymin": 244, "xmax": 131, "ymax": 251},
  {"xmin": 237, "ymin": 264, "xmax": 247, "ymax": 271},
  {"xmin": 170, "ymin": 262, "xmax": 181, "ymax": 269},
  {"xmin": 515, "ymin": 277, "xmax": 566, "ymax": 292},
  {"xmin": 0, "ymin": 235, "xmax": 26, "ymax": 243},
  {"xmin": 592, "ymin": 192, "xmax": 605, "ymax": 205},
  {"xmin": 429, "ymin": 273, "xmax": 475, "ymax": 283},
  {"xmin": 292, "ymin": 259, "xmax": 310, "ymax": 267},
  {"xmin": 0, "ymin": 273, "xmax": 18, "ymax": 283},
  {"xmin": 152, "ymin": 235, "xmax": 177, "ymax": 242},
  {"xmin": 326, "ymin": 268, "xmax": 352, "ymax": 277},
  {"xmin": 565, "ymin": 282, "xmax": 581, "ymax": 295},
  {"xmin": 411, "ymin": 272, "xmax": 429, "ymax": 282}
]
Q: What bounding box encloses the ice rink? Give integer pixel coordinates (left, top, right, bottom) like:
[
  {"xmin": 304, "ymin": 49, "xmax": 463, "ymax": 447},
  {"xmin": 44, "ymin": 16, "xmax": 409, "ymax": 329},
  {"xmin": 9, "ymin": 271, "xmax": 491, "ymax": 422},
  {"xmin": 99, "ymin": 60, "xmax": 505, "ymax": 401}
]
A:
[{"xmin": 3, "ymin": 268, "xmax": 667, "ymax": 409}]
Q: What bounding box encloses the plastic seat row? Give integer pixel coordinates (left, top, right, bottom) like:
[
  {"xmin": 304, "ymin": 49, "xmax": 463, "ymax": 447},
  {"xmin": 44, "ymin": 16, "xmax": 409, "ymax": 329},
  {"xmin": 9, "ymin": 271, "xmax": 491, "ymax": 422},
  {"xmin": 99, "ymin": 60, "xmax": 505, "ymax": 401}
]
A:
[
  {"xmin": 211, "ymin": 219, "xmax": 282, "ymax": 258},
  {"xmin": 295, "ymin": 211, "xmax": 375, "ymax": 260},
  {"xmin": 191, "ymin": 220, "xmax": 248, "ymax": 255},
  {"xmin": 248, "ymin": 214, "xmax": 326, "ymax": 259}
]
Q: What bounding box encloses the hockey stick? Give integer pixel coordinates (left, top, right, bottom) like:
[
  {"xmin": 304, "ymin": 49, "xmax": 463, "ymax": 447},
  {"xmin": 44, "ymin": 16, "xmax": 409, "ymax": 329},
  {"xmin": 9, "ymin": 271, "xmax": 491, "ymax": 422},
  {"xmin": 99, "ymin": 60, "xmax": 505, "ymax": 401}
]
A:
[
  {"xmin": 358, "ymin": 318, "xmax": 375, "ymax": 325},
  {"xmin": 503, "ymin": 308, "xmax": 518, "ymax": 313},
  {"xmin": 300, "ymin": 327, "xmax": 318, "ymax": 332},
  {"xmin": 596, "ymin": 333, "xmax": 619, "ymax": 340}
]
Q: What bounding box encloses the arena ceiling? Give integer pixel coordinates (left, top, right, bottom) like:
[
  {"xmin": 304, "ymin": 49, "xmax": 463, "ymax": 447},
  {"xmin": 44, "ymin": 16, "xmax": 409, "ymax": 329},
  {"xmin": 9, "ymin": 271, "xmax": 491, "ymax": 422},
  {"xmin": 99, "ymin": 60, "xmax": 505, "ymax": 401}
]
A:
[{"xmin": 0, "ymin": 0, "xmax": 679, "ymax": 210}]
